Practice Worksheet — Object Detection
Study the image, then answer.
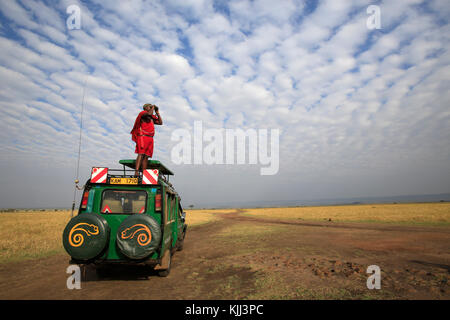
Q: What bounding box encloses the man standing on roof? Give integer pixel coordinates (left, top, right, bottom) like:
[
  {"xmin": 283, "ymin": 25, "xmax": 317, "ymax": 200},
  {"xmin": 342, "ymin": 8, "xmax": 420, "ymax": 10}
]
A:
[{"xmin": 130, "ymin": 103, "xmax": 163, "ymax": 176}]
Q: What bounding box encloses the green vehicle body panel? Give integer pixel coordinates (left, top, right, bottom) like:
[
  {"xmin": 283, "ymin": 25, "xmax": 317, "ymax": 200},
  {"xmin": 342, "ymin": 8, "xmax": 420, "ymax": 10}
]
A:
[{"xmin": 69, "ymin": 159, "xmax": 186, "ymax": 265}]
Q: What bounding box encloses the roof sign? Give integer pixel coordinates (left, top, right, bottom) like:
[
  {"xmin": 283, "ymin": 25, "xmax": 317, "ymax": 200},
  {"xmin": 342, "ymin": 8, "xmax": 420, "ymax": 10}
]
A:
[
  {"xmin": 91, "ymin": 167, "xmax": 108, "ymax": 183},
  {"xmin": 143, "ymin": 169, "xmax": 159, "ymax": 185}
]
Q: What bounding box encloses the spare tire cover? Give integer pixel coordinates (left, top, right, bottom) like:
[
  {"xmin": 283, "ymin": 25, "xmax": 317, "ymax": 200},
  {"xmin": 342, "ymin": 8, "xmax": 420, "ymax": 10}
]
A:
[
  {"xmin": 116, "ymin": 214, "xmax": 161, "ymax": 260},
  {"xmin": 63, "ymin": 213, "xmax": 110, "ymax": 261}
]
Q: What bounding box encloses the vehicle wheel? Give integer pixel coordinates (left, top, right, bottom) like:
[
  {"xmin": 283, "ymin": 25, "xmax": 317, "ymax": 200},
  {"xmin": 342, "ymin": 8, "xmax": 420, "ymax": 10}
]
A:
[
  {"xmin": 177, "ymin": 232, "xmax": 185, "ymax": 251},
  {"xmin": 80, "ymin": 264, "xmax": 87, "ymax": 281},
  {"xmin": 80, "ymin": 264, "xmax": 97, "ymax": 281},
  {"xmin": 157, "ymin": 251, "xmax": 172, "ymax": 277},
  {"xmin": 95, "ymin": 266, "xmax": 110, "ymax": 279}
]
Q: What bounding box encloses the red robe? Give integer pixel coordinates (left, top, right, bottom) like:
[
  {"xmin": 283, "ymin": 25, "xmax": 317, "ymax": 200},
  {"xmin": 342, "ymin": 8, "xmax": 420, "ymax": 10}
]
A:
[
  {"xmin": 130, "ymin": 111, "xmax": 158, "ymax": 157},
  {"xmin": 130, "ymin": 111, "xmax": 158, "ymax": 142}
]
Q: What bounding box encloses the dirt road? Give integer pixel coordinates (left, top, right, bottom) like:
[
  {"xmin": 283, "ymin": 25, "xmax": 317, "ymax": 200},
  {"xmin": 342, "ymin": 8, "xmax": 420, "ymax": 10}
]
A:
[{"xmin": 0, "ymin": 210, "xmax": 449, "ymax": 299}]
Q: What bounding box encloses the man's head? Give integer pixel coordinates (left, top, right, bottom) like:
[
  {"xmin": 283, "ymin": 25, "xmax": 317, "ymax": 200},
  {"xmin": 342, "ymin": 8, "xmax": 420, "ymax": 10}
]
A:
[{"xmin": 143, "ymin": 103, "xmax": 154, "ymax": 111}]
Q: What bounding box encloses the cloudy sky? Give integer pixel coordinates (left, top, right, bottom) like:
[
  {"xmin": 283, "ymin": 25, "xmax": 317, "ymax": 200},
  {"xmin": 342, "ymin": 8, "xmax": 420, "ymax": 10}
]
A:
[{"xmin": 0, "ymin": 0, "xmax": 449, "ymax": 208}]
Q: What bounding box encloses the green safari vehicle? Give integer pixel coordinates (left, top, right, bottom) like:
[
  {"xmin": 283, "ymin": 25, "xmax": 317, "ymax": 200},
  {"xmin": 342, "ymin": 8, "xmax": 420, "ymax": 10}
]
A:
[{"xmin": 62, "ymin": 159, "xmax": 187, "ymax": 277}]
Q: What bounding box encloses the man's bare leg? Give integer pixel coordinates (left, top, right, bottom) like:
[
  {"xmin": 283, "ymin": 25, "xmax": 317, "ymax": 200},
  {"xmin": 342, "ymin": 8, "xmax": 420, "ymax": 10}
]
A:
[
  {"xmin": 142, "ymin": 155, "xmax": 149, "ymax": 172},
  {"xmin": 135, "ymin": 154, "xmax": 143, "ymax": 176}
]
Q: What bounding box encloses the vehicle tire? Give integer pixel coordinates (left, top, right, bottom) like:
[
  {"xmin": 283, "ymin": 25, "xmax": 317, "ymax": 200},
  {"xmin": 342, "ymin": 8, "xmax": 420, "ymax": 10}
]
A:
[
  {"xmin": 116, "ymin": 214, "xmax": 162, "ymax": 260},
  {"xmin": 81, "ymin": 264, "xmax": 97, "ymax": 281},
  {"xmin": 63, "ymin": 213, "xmax": 110, "ymax": 262},
  {"xmin": 157, "ymin": 251, "xmax": 172, "ymax": 277},
  {"xmin": 95, "ymin": 266, "xmax": 110, "ymax": 279},
  {"xmin": 177, "ymin": 232, "xmax": 185, "ymax": 251}
]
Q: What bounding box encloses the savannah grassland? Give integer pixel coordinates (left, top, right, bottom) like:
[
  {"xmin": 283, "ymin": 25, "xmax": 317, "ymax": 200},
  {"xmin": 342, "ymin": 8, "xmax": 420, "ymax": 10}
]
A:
[
  {"xmin": 242, "ymin": 202, "xmax": 450, "ymax": 226},
  {"xmin": 0, "ymin": 203, "xmax": 448, "ymax": 264},
  {"xmin": 0, "ymin": 202, "xmax": 449, "ymax": 300},
  {"xmin": 0, "ymin": 208, "xmax": 232, "ymax": 263}
]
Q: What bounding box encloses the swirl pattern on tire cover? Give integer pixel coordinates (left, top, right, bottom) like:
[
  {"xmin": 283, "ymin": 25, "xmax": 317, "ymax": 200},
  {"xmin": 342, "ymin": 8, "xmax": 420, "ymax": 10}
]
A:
[
  {"xmin": 116, "ymin": 214, "xmax": 161, "ymax": 260},
  {"xmin": 63, "ymin": 213, "xmax": 110, "ymax": 261},
  {"xmin": 120, "ymin": 224, "xmax": 152, "ymax": 246},
  {"xmin": 68, "ymin": 223, "xmax": 100, "ymax": 247}
]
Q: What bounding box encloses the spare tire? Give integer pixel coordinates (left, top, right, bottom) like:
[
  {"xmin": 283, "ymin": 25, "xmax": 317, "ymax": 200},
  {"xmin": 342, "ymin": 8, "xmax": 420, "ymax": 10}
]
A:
[
  {"xmin": 63, "ymin": 213, "xmax": 110, "ymax": 261},
  {"xmin": 116, "ymin": 214, "xmax": 161, "ymax": 260}
]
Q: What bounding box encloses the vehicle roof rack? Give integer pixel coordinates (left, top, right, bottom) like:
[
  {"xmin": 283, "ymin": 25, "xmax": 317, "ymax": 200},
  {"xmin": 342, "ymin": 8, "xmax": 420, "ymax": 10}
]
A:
[{"xmin": 119, "ymin": 159, "xmax": 174, "ymax": 176}]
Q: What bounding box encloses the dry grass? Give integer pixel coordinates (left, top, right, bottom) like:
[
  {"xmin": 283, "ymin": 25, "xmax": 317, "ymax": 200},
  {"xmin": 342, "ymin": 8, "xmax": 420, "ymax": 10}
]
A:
[
  {"xmin": 242, "ymin": 202, "xmax": 450, "ymax": 225},
  {"xmin": 0, "ymin": 210, "xmax": 72, "ymax": 263},
  {"xmin": 0, "ymin": 208, "xmax": 228, "ymax": 264},
  {"xmin": 185, "ymin": 209, "xmax": 234, "ymax": 226}
]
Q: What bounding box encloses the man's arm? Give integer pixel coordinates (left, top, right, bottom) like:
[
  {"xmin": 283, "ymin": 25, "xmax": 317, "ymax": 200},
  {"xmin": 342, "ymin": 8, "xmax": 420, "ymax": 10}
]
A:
[{"xmin": 153, "ymin": 107, "xmax": 163, "ymax": 125}]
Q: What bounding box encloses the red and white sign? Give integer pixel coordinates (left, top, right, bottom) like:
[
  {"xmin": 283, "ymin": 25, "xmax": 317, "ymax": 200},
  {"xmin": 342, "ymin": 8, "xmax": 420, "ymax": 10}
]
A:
[
  {"xmin": 102, "ymin": 204, "xmax": 112, "ymax": 213},
  {"xmin": 143, "ymin": 169, "xmax": 159, "ymax": 185},
  {"xmin": 91, "ymin": 167, "xmax": 108, "ymax": 183},
  {"xmin": 139, "ymin": 206, "xmax": 145, "ymax": 214}
]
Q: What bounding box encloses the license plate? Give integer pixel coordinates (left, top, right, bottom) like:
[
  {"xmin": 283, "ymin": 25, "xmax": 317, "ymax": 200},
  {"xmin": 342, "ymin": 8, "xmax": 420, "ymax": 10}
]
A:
[{"xmin": 110, "ymin": 177, "xmax": 139, "ymax": 185}]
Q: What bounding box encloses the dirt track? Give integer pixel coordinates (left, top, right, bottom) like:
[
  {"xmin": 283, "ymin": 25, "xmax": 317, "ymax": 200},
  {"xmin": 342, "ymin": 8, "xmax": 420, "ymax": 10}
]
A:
[{"xmin": 0, "ymin": 210, "xmax": 449, "ymax": 299}]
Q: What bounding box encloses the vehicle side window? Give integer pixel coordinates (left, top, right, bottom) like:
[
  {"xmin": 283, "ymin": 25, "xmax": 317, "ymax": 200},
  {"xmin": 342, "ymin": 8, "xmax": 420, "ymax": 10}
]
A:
[
  {"xmin": 170, "ymin": 195, "xmax": 176, "ymax": 220},
  {"xmin": 173, "ymin": 197, "xmax": 177, "ymax": 220},
  {"xmin": 164, "ymin": 193, "xmax": 169, "ymax": 223},
  {"xmin": 170, "ymin": 194, "xmax": 174, "ymax": 221}
]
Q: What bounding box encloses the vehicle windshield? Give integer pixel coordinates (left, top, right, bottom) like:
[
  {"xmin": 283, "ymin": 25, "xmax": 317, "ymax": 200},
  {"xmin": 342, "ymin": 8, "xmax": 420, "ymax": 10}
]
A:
[{"xmin": 101, "ymin": 189, "xmax": 147, "ymax": 214}]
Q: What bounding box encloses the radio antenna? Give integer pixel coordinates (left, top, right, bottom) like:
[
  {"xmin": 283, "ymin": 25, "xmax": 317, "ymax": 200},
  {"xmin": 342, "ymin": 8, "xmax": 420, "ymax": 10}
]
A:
[{"xmin": 71, "ymin": 75, "xmax": 88, "ymax": 217}]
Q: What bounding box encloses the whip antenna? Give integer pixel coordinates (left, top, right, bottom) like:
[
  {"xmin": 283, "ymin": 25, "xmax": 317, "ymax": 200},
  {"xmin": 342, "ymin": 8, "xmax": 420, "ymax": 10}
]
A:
[{"xmin": 71, "ymin": 76, "xmax": 88, "ymax": 217}]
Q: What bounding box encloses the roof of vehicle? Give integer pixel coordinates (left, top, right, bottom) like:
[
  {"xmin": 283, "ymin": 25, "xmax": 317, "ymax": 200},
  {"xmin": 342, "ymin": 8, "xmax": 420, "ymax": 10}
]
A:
[{"xmin": 119, "ymin": 159, "xmax": 174, "ymax": 176}]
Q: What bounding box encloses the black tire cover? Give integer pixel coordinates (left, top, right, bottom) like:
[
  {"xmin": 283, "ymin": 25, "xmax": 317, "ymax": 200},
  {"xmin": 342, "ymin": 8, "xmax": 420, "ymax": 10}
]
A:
[
  {"xmin": 116, "ymin": 214, "xmax": 161, "ymax": 260},
  {"xmin": 62, "ymin": 213, "xmax": 110, "ymax": 261}
]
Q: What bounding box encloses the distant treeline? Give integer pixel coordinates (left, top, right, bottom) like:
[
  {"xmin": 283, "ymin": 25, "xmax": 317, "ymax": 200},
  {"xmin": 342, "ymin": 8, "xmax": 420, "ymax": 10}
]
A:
[{"xmin": 191, "ymin": 193, "xmax": 450, "ymax": 210}]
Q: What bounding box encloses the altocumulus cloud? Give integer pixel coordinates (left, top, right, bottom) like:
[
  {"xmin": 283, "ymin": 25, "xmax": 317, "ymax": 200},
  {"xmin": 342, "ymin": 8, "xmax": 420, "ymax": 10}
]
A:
[{"xmin": 0, "ymin": 0, "xmax": 449, "ymax": 208}]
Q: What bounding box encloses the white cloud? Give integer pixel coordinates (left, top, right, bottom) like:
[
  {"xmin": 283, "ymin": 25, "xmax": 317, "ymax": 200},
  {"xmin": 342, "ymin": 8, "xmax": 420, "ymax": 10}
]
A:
[{"xmin": 0, "ymin": 0, "xmax": 448, "ymax": 208}]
